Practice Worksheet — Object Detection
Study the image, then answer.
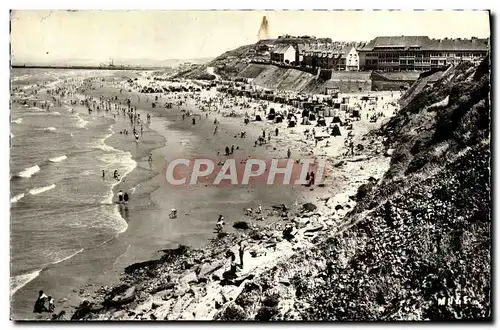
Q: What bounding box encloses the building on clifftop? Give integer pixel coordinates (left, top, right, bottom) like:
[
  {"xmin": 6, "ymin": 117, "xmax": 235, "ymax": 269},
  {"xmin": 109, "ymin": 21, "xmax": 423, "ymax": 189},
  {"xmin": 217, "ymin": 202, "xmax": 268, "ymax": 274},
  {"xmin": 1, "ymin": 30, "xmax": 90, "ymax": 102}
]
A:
[{"xmin": 358, "ymin": 36, "xmax": 489, "ymax": 71}]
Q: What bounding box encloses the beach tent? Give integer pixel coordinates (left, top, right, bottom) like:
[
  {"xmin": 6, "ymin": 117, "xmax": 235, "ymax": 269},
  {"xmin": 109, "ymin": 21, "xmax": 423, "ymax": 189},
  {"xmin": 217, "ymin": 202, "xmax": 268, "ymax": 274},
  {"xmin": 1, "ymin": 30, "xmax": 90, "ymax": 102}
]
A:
[
  {"xmin": 308, "ymin": 113, "xmax": 316, "ymax": 121},
  {"xmin": 316, "ymin": 117, "xmax": 327, "ymax": 126},
  {"xmin": 331, "ymin": 124, "xmax": 341, "ymax": 136},
  {"xmin": 275, "ymin": 115, "xmax": 284, "ymax": 123},
  {"xmin": 255, "ymin": 115, "xmax": 263, "ymax": 121},
  {"xmin": 288, "ymin": 118, "xmax": 297, "ymax": 128},
  {"xmin": 302, "ymin": 109, "xmax": 309, "ymax": 118},
  {"xmin": 267, "ymin": 113, "xmax": 276, "ymax": 120},
  {"xmin": 332, "ymin": 116, "xmax": 342, "ymax": 124},
  {"xmin": 352, "ymin": 110, "xmax": 360, "ymax": 118}
]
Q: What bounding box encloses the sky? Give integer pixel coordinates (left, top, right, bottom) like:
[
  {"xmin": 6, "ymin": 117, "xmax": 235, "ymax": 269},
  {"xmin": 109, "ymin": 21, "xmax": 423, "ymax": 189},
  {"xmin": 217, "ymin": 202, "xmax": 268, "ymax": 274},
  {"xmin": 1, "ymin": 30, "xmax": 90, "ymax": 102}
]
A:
[{"xmin": 10, "ymin": 10, "xmax": 491, "ymax": 65}]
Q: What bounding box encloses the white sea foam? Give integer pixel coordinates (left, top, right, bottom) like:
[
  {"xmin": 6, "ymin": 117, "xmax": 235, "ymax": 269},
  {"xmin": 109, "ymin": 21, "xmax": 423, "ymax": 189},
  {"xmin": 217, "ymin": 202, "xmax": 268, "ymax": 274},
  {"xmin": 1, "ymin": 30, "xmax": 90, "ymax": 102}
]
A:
[
  {"xmin": 50, "ymin": 112, "xmax": 61, "ymax": 115},
  {"xmin": 10, "ymin": 193, "xmax": 25, "ymax": 203},
  {"xmin": 10, "ymin": 269, "xmax": 42, "ymax": 297},
  {"xmin": 10, "ymin": 133, "xmax": 14, "ymax": 138},
  {"xmin": 75, "ymin": 114, "xmax": 89, "ymax": 128},
  {"xmin": 49, "ymin": 155, "xmax": 67, "ymax": 163},
  {"xmin": 29, "ymin": 184, "xmax": 56, "ymax": 195},
  {"xmin": 45, "ymin": 127, "xmax": 57, "ymax": 132},
  {"xmin": 11, "ymin": 118, "xmax": 23, "ymax": 124},
  {"xmin": 18, "ymin": 165, "xmax": 40, "ymax": 178},
  {"xmin": 51, "ymin": 248, "xmax": 84, "ymax": 265}
]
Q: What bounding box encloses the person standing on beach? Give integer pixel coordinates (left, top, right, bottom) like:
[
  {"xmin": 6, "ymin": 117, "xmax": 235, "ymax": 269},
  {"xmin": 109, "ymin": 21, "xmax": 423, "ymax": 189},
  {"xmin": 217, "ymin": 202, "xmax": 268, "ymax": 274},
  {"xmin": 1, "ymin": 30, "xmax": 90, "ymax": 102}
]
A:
[
  {"xmin": 102, "ymin": 170, "xmax": 105, "ymax": 180},
  {"xmin": 231, "ymin": 145, "xmax": 234, "ymax": 155},
  {"xmin": 123, "ymin": 192, "xmax": 129, "ymax": 205},
  {"xmin": 275, "ymin": 127, "xmax": 279, "ymax": 137},
  {"xmin": 309, "ymin": 171, "xmax": 315, "ymax": 186},
  {"xmin": 239, "ymin": 240, "xmax": 246, "ymax": 269},
  {"xmin": 117, "ymin": 190, "xmax": 124, "ymax": 204},
  {"xmin": 216, "ymin": 215, "xmax": 225, "ymax": 233},
  {"xmin": 287, "ymin": 148, "xmax": 291, "ymax": 159}
]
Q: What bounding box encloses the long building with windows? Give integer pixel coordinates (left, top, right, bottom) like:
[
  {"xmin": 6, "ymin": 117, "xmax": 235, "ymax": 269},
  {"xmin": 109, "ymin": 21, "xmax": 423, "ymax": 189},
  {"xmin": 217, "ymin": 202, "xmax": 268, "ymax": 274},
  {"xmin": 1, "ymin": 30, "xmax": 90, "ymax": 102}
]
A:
[{"xmin": 358, "ymin": 36, "xmax": 489, "ymax": 71}]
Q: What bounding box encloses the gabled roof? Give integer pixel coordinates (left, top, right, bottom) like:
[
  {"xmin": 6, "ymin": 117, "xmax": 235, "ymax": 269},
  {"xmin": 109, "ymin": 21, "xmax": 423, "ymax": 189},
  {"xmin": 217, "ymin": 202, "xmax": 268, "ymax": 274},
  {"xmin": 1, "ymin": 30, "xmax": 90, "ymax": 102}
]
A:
[
  {"xmin": 340, "ymin": 46, "xmax": 356, "ymax": 58},
  {"xmin": 271, "ymin": 44, "xmax": 295, "ymax": 54}
]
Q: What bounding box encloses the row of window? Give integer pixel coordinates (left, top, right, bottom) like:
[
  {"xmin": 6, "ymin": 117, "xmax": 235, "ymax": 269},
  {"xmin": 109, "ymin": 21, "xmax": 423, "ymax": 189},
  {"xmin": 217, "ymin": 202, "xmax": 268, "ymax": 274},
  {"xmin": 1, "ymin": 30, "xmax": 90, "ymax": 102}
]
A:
[
  {"xmin": 366, "ymin": 51, "xmax": 485, "ymax": 58},
  {"xmin": 368, "ymin": 58, "xmax": 465, "ymax": 66}
]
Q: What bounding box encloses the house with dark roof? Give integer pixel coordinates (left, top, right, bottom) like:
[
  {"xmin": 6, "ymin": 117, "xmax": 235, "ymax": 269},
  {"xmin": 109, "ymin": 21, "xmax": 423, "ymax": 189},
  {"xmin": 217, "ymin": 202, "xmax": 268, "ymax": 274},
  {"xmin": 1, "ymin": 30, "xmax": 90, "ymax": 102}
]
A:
[
  {"xmin": 300, "ymin": 43, "xmax": 360, "ymax": 71},
  {"xmin": 358, "ymin": 36, "xmax": 489, "ymax": 71}
]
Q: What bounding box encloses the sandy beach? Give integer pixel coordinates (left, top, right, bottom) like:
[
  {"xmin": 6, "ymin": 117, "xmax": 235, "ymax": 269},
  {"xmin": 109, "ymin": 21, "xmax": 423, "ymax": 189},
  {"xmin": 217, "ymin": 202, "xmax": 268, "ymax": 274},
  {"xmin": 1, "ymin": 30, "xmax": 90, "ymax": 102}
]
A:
[{"xmin": 11, "ymin": 70, "xmax": 399, "ymax": 320}]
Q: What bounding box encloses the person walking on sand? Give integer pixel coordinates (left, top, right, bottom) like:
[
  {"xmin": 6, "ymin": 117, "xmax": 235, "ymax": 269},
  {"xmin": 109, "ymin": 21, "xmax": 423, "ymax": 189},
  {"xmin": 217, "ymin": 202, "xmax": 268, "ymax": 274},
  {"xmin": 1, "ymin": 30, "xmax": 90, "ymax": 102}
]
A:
[
  {"xmin": 287, "ymin": 148, "xmax": 291, "ymax": 159},
  {"xmin": 102, "ymin": 170, "xmax": 105, "ymax": 180},
  {"xmin": 192, "ymin": 117, "xmax": 196, "ymax": 125},
  {"xmin": 123, "ymin": 192, "xmax": 129, "ymax": 205},
  {"xmin": 231, "ymin": 145, "xmax": 234, "ymax": 155},
  {"xmin": 275, "ymin": 127, "xmax": 279, "ymax": 137},
  {"xmin": 148, "ymin": 154, "xmax": 153, "ymax": 163}
]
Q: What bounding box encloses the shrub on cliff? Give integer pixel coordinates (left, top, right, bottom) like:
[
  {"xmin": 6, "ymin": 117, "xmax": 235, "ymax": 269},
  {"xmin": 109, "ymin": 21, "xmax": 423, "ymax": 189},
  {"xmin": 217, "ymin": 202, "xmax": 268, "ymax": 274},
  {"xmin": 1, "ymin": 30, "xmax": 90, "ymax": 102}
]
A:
[{"xmin": 218, "ymin": 303, "xmax": 248, "ymax": 321}]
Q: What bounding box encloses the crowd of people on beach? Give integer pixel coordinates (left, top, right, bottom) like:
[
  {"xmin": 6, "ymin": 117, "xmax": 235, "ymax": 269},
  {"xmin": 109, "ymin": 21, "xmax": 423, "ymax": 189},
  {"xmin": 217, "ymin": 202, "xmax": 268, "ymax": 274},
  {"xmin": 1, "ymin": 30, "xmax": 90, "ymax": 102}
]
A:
[{"xmin": 17, "ymin": 71, "xmax": 400, "ymax": 319}]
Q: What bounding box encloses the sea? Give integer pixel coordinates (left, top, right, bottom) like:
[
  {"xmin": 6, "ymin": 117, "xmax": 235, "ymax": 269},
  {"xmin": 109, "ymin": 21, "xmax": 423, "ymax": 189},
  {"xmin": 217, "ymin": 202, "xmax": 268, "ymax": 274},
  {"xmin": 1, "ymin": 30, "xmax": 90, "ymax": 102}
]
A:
[{"xmin": 10, "ymin": 69, "xmax": 136, "ymax": 299}]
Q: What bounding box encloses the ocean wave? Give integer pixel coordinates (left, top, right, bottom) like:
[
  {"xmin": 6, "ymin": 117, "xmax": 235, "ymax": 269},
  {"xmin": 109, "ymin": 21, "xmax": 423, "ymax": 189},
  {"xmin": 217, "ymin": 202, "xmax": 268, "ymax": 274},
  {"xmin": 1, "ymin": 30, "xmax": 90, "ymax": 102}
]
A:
[
  {"xmin": 10, "ymin": 133, "xmax": 14, "ymax": 138},
  {"xmin": 51, "ymin": 248, "xmax": 84, "ymax": 265},
  {"xmin": 50, "ymin": 112, "xmax": 61, "ymax": 115},
  {"xmin": 49, "ymin": 155, "xmax": 67, "ymax": 163},
  {"xmin": 98, "ymin": 130, "xmax": 137, "ymax": 205},
  {"xmin": 18, "ymin": 165, "xmax": 40, "ymax": 178},
  {"xmin": 10, "ymin": 193, "xmax": 25, "ymax": 203},
  {"xmin": 30, "ymin": 106, "xmax": 45, "ymax": 112},
  {"xmin": 11, "ymin": 118, "xmax": 23, "ymax": 124},
  {"xmin": 10, "ymin": 269, "xmax": 42, "ymax": 297},
  {"xmin": 45, "ymin": 127, "xmax": 57, "ymax": 132},
  {"xmin": 75, "ymin": 114, "xmax": 89, "ymax": 128},
  {"xmin": 29, "ymin": 184, "xmax": 56, "ymax": 195}
]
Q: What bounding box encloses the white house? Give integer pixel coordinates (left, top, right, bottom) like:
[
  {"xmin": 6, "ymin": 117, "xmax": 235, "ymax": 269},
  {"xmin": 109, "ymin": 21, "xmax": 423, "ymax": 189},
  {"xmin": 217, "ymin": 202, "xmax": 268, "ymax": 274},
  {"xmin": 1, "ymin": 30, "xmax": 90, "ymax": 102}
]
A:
[{"xmin": 270, "ymin": 44, "xmax": 296, "ymax": 64}]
